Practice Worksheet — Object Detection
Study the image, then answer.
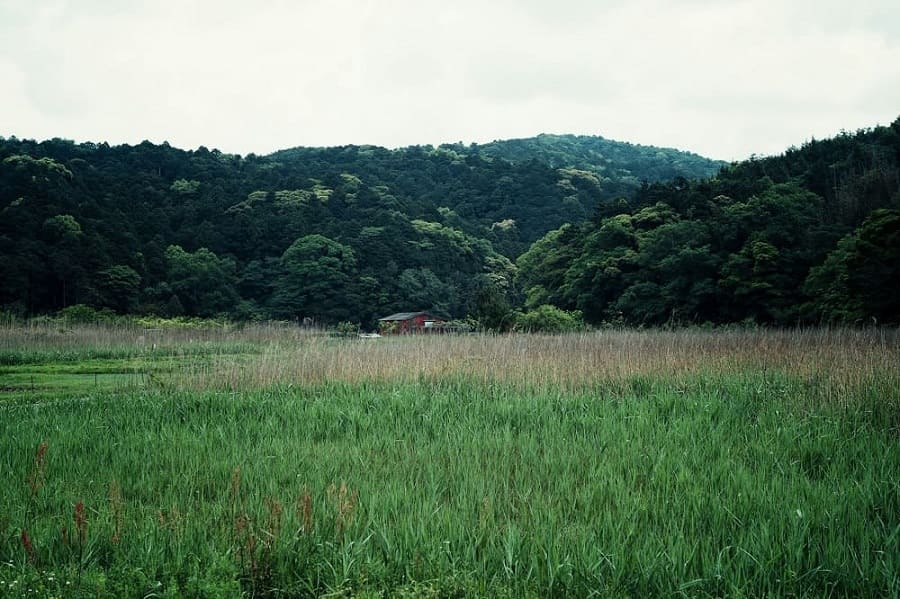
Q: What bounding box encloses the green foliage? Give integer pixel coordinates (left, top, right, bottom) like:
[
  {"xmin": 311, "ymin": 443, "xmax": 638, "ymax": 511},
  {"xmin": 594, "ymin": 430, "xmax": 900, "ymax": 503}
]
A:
[
  {"xmin": 1, "ymin": 121, "xmax": 897, "ymax": 326},
  {"xmin": 334, "ymin": 321, "xmax": 360, "ymax": 336},
  {"xmin": 128, "ymin": 314, "xmax": 235, "ymax": 329},
  {"xmin": 0, "ymin": 133, "xmax": 721, "ymax": 323},
  {"xmin": 41, "ymin": 214, "xmax": 82, "ymax": 240},
  {"xmin": 516, "ymin": 224, "xmax": 584, "ymax": 310},
  {"xmin": 514, "ymin": 304, "xmax": 586, "ymax": 332},
  {"xmin": 169, "ymin": 178, "xmax": 200, "ymax": 195},
  {"xmin": 469, "ymin": 275, "xmax": 514, "ymax": 331},
  {"xmin": 395, "ymin": 267, "xmax": 457, "ymax": 316},
  {"xmin": 2, "ymin": 154, "xmax": 72, "ymax": 180},
  {"xmin": 472, "ymin": 133, "xmax": 724, "ymax": 187},
  {"xmin": 805, "ymin": 209, "xmax": 900, "ymax": 323},
  {"xmin": 271, "ymin": 234, "xmax": 358, "ymax": 323},
  {"xmin": 163, "ymin": 245, "xmax": 239, "ymax": 317},
  {"xmin": 517, "ymin": 121, "xmax": 900, "ymax": 325},
  {"xmin": 94, "ymin": 265, "xmax": 141, "ymax": 313},
  {"xmin": 57, "ymin": 303, "xmax": 117, "ymax": 323}
]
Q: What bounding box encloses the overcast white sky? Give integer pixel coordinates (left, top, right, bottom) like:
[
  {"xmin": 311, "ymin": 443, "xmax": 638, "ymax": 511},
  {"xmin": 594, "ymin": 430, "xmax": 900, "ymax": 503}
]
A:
[{"xmin": 1, "ymin": 0, "xmax": 898, "ymax": 161}]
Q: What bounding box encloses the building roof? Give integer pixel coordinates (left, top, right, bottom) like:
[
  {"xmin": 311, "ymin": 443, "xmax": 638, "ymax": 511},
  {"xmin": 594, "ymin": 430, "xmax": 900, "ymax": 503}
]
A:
[{"xmin": 378, "ymin": 311, "xmax": 440, "ymax": 321}]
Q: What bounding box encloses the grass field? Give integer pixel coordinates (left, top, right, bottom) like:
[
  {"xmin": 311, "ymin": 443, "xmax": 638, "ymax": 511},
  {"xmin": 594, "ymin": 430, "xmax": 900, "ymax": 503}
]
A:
[{"xmin": 1, "ymin": 323, "xmax": 898, "ymax": 597}]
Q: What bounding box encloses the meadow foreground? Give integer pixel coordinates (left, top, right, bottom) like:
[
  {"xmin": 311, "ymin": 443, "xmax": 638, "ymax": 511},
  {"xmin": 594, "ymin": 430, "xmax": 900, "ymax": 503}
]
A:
[{"xmin": 1, "ymin": 324, "xmax": 898, "ymax": 596}]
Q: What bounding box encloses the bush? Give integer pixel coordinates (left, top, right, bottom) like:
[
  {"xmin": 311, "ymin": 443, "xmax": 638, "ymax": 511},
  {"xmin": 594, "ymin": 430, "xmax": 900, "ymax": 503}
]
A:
[
  {"xmin": 514, "ymin": 305, "xmax": 587, "ymax": 333},
  {"xmin": 335, "ymin": 321, "xmax": 360, "ymax": 337},
  {"xmin": 57, "ymin": 304, "xmax": 118, "ymax": 324},
  {"xmin": 130, "ymin": 315, "xmax": 232, "ymax": 329}
]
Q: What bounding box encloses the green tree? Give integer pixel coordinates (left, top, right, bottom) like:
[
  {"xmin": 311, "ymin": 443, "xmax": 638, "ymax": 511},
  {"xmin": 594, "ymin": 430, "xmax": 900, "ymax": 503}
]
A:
[
  {"xmin": 165, "ymin": 245, "xmax": 239, "ymax": 317},
  {"xmin": 170, "ymin": 179, "xmax": 201, "ymax": 195},
  {"xmin": 469, "ymin": 273, "xmax": 514, "ymax": 331},
  {"xmin": 717, "ymin": 183, "xmax": 823, "ymax": 322},
  {"xmin": 805, "ymin": 209, "xmax": 900, "ymax": 323},
  {"xmin": 270, "ymin": 234, "xmax": 358, "ymax": 323},
  {"xmin": 514, "ymin": 304, "xmax": 586, "ymax": 333},
  {"xmin": 558, "ymin": 214, "xmax": 638, "ymax": 322},
  {"xmin": 636, "ymin": 220, "xmax": 719, "ymax": 323},
  {"xmin": 94, "ymin": 265, "xmax": 141, "ymax": 313},
  {"xmin": 516, "ymin": 224, "xmax": 584, "ymax": 310},
  {"xmin": 395, "ymin": 267, "xmax": 457, "ymax": 316},
  {"xmin": 41, "ymin": 214, "xmax": 88, "ymax": 308}
]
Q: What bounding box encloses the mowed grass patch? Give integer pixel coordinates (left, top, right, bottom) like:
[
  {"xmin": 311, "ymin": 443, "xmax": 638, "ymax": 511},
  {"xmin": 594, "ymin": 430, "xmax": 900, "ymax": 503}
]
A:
[
  {"xmin": 1, "ymin": 370, "xmax": 898, "ymax": 597},
  {"xmin": 0, "ymin": 372, "xmax": 142, "ymax": 400},
  {"xmin": 0, "ymin": 353, "xmax": 258, "ymax": 402},
  {"xmin": 0, "ymin": 322, "xmax": 277, "ymax": 401}
]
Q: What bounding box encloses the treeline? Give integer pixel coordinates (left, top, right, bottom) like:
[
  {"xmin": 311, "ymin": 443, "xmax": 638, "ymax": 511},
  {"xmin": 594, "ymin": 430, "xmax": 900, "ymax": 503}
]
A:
[
  {"xmin": 0, "ymin": 134, "xmax": 720, "ymax": 325},
  {"xmin": 3, "ymin": 121, "xmax": 897, "ymax": 328},
  {"xmin": 474, "ymin": 133, "xmax": 720, "ymax": 184},
  {"xmin": 519, "ymin": 118, "xmax": 900, "ymax": 325}
]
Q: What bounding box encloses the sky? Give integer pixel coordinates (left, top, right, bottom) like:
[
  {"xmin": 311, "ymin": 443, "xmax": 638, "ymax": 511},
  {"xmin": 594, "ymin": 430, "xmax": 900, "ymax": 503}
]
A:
[{"xmin": 1, "ymin": 0, "xmax": 898, "ymax": 161}]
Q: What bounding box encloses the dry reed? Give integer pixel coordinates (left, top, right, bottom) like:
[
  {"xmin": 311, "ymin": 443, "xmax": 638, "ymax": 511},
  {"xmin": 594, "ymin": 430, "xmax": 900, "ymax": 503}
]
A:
[
  {"xmin": 171, "ymin": 328, "xmax": 899, "ymax": 403},
  {"xmin": 0, "ymin": 320, "xmax": 318, "ymax": 353},
  {"xmin": 4, "ymin": 321, "xmax": 896, "ymax": 406}
]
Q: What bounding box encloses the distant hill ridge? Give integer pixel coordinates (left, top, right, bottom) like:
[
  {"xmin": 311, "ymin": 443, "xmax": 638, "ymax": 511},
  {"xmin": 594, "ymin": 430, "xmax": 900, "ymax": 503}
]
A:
[
  {"xmin": 0, "ymin": 130, "xmax": 719, "ymax": 321},
  {"xmin": 471, "ymin": 133, "xmax": 723, "ymax": 179},
  {"xmin": 271, "ymin": 133, "xmax": 724, "ymax": 196}
]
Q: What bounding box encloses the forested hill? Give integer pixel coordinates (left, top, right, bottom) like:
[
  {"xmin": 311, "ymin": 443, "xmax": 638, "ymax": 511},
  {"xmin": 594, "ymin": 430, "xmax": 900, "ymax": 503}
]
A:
[
  {"xmin": 266, "ymin": 135, "xmax": 723, "ymax": 242},
  {"xmin": 470, "ymin": 133, "xmax": 722, "ymax": 187},
  {"xmin": 0, "ymin": 133, "xmax": 720, "ymax": 322},
  {"xmin": 518, "ymin": 118, "xmax": 900, "ymax": 326}
]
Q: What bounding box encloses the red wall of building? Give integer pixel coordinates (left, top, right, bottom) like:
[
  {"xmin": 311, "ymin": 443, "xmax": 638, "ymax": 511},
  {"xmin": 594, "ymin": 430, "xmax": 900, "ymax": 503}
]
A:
[{"xmin": 385, "ymin": 314, "xmax": 444, "ymax": 334}]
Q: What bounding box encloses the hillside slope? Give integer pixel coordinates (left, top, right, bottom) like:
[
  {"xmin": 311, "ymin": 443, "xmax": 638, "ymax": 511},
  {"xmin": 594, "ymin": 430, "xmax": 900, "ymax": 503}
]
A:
[
  {"xmin": 471, "ymin": 133, "xmax": 723, "ymax": 192},
  {"xmin": 0, "ymin": 133, "xmax": 721, "ymax": 321},
  {"xmin": 518, "ymin": 118, "xmax": 900, "ymax": 325}
]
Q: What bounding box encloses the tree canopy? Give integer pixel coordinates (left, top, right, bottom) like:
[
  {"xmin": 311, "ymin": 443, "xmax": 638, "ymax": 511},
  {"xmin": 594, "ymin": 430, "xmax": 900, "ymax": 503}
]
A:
[
  {"xmin": 1, "ymin": 119, "xmax": 897, "ymax": 326},
  {"xmin": 517, "ymin": 118, "xmax": 900, "ymax": 325}
]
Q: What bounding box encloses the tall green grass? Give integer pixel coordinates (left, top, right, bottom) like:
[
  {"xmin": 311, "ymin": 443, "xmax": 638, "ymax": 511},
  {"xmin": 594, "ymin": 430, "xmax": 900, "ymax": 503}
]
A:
[{"xmin": 0, "ymin": 328, "xmax": 897, "ymax": 596}]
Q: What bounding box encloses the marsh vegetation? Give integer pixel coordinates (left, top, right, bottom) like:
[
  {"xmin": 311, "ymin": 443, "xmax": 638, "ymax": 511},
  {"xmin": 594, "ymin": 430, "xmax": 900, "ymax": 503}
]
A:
[{"xmin": 1, "ymin": 323, "xmax": 898, "ymax": 596}]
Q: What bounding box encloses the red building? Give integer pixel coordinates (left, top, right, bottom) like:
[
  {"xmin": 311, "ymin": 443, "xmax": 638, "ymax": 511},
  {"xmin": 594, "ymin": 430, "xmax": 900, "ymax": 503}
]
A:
[{"xmin": 378, "ymin": 311, "xmax": 445, "ymax": 334}]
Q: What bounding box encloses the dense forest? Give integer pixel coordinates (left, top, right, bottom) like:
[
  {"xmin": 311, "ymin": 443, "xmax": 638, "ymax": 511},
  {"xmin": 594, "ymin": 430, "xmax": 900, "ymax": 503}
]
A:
[
  {"xmin": 1, "ymin": 119, "xmax": 898, "ymax": 327},
  {"xmin": 519, "ymin": 118, "xmax": 900, "ymax": 325},
  {"xmin": 0, "ymin": 134, "xmax": 720, "ymax": 325}
]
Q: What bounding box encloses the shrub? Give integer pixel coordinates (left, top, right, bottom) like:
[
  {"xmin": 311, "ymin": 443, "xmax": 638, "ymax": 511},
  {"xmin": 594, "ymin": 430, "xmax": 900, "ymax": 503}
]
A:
[
  {"xmin": 334, "ymin": 321, "xmax": 360, "ymax": 337},
  {"xmin": 513, "ymin": 305, "xmax": 587, "ymax": 333},
  {"xmin": 57, "ymin": 304, "xmax": 117, "ymax": 324}
]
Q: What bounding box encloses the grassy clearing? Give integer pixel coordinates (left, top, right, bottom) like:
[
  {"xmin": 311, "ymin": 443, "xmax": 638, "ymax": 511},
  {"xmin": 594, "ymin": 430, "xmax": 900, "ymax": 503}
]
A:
[
  {"xmin": 0, "ymin": 325, "xmax": 898, "ymax": 596},
  {"xmin": 0, "ymin": 321, "xmax": 296, "ymax": 399}
]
